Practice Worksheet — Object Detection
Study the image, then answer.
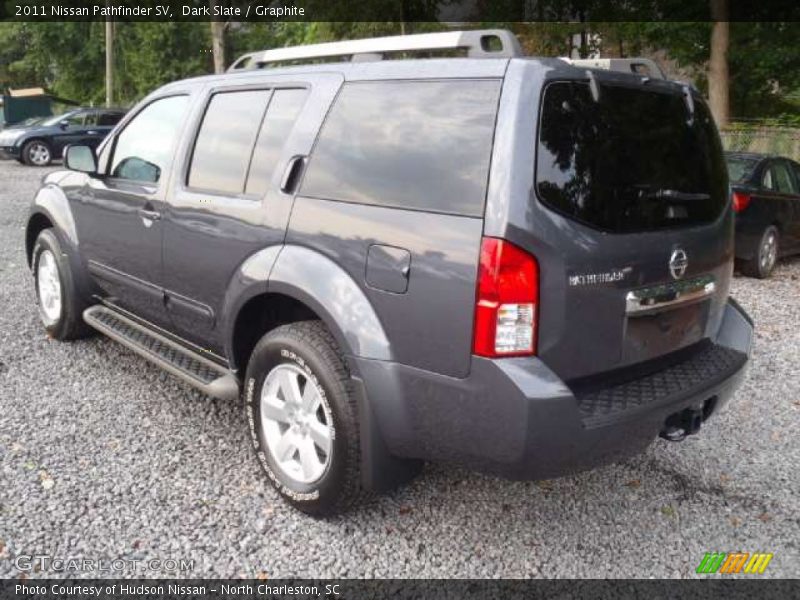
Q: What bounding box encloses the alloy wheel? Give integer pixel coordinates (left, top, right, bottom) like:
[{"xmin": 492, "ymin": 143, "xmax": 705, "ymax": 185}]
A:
[
  {"xmin": 260, "ymin": 363, "xmax": 333, "ymax": 484},
  {"xmin": 760, "ymin": 230, "xmax": 778, "ymax": 273},
  {"xmin": 28, "ymin": 142, "xmax": 51, "ymax": 166},
  {"xmin": 37, "ymin": 249, "xmax": 62, "ymax": 323}
]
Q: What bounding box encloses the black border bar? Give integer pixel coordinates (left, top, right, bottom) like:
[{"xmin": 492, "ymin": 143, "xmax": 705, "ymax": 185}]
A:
[{"xmin": 3, "ymin": 0, "xmax": 800, "ymax": 22}]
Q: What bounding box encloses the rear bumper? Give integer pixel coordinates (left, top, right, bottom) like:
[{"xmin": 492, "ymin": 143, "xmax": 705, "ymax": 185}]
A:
[{"xmin": 355, "ymin": 299, "xmax": 753, "ymax": 481}]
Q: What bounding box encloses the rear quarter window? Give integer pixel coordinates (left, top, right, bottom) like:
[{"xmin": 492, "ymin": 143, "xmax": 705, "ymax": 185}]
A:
[{"xmin": 301, "ymin": 79, "xmax": 501, "ymax": 217}]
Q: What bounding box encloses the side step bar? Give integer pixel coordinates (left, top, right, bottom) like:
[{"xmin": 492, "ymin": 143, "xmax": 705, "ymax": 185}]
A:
[{"xmin": 83, "ymin": 305, "xmax": 240, "ymax": 401}]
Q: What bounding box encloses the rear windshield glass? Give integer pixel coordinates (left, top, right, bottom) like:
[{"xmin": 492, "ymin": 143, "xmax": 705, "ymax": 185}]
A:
[
  {"xmin": 725, "ymin": 155, "xmax": 759, "ymax": 183},
  {"xmin": 536, "ymin": 81, "xmax": 728, "ymax": 233}
]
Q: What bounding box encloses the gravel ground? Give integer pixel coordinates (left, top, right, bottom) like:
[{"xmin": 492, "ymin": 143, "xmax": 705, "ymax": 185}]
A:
[{"xmin": 0, "ymin": 158, "xmax": 798, "ymax": 579}]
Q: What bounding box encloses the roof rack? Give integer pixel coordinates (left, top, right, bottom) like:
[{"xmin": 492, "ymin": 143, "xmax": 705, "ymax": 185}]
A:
[
  {"xmin": 228, "ymin": 29, "xmax": 524, "ymax": 71},
  {"xmin": 559, "ymin": 57, "xmax": 666, "ymax": 80}
]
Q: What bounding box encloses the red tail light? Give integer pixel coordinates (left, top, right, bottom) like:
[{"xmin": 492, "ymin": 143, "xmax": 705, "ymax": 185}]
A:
[
  {"xmin": 732, "ymin": 192, "xmax": 751, "ymax": 213},
  {"xmin": 473, "ymin": 237, "xmax": 539, "ymax": 358}
]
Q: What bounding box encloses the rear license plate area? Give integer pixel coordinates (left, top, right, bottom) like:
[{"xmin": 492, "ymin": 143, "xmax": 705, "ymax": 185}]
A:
[{"xmin": 623, "ymin": 300, "xmax": 709, "ymax": 363}]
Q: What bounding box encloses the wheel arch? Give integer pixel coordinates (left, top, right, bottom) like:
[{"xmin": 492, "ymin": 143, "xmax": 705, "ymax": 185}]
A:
[
  {"xmin": 222, "ymin": 244, "xmax": 391, "ymax": 374},
  {"xmin": 224, "ymin": 245, "xmax": 412, "ymax": 493},
  {"xmin": 26, "ymin": 184, "xmax": 79, "ymax": 265}
]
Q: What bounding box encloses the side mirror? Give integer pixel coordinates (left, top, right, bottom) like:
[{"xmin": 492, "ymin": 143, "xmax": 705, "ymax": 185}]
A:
[
  {"xmin": 64, "ymin": 145, "xmax": 98, "ymax": 175},
  {"xmin": 59, "ymin": 120, "xmax": 69, "ymax": 130}
]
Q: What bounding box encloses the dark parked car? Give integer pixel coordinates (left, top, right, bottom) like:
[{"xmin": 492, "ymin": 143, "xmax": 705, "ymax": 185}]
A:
[
  {"xmin": 0, "ymin": 107, "xmax": 125, "ymax": 166},
  {"xmin": 25, "ymin": 30, "xmax": 753, "ymax": 515},
  {"xmin": 726, "ymin": 151, "xmax": 800, "ymax": 278}
]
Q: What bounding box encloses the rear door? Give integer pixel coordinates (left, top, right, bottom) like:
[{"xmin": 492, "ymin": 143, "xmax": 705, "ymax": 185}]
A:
[
  {"xmin": 487, "ymin": 62, "xmax": 733, "ymax": 382},
  {"xmin": 162, "ymin": 74, "xmax": 342, "ymax": 353}
]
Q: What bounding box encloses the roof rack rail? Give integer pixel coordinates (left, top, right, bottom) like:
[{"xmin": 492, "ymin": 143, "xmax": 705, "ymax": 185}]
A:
[
  {"xmin": 228, "ymin": 29, "xmax": 524, "ymax": 71},
  {"xmin": 559, "ymin": 57, "xmax": 666, "ymax": 80}
]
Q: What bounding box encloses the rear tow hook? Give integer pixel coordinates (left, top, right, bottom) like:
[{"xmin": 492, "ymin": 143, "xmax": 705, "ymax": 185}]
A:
[{"xmin": 660, "ymin": 406, "xmax": 704, "ymax": 442}]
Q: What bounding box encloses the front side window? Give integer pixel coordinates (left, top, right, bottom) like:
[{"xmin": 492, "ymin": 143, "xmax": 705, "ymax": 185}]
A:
[
  {"xmin": 62, "ymin": 112, "xmax": 86, "ymax": 127},
  {"xmin": 110, "ymin": 95, "xmax": 188, "ymax": 184},
  {"xmin": 536, "ymin": 81, "xmax": 728, "ymax": 233},
  {"xmin": 301, "ymin": 80, "xmax": 501, "ymax": 217}
]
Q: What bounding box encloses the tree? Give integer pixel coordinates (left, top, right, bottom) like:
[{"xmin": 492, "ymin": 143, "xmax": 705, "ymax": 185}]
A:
[
  {"xmin": 210, "ymin": 0, "xmax": 225, "ymax": 74},
  {"xmin": 709, "ymin": 0, "xmax": 730, "ymax": 126}
]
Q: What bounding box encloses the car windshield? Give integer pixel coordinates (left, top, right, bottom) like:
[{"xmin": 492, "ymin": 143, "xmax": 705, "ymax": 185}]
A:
[
  {"xmin": 41, "ymin": 112, "xmax": 78, "ymax": 126},
  {"xmin": 725, "ymin": 156, "xmax": 760, "ymax": 183},
  {"xmin": 14, "ymin": 116, "xmax": 46, "ymax": 127}
]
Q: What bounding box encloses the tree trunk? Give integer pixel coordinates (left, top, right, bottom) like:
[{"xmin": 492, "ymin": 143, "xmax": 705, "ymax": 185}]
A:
[
  {"xmin": 709, "ymin": 0, "xmax": 730, "ymax": 127},
  {"xmin": 210, "ymin": 0, "xmax": 225, "ymax": 73},
  {"xmin": 105, "ymin": 19, "xmax": 113, "ymax": 107}
]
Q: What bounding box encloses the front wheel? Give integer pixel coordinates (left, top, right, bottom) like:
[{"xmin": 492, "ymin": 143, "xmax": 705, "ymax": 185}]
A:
[
  {"xmin": 22, "ymin": 140, "xmax": 53, "ymax": 166},
  {"xmin": 742, "ymin": 225, "xmax": 779, "ymax": 279},
  {"xmin": 32, "ymin": 229, "xmax": 92, "ymax": 340},
  {"xmin": 245, "ymin": 321, "xmax": 365, "ymax": 515}
]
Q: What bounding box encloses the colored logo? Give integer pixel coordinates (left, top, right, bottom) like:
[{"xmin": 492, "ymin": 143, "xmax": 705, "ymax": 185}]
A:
[{"xmin": 696, "ymin": 552, "xmax": 773, "ymax": 574}]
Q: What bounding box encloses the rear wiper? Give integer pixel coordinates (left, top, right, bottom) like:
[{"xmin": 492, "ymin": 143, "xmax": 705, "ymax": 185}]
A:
[{"xmin": 643, "ymin": 189, "xmax": 710, "ymax": 201}]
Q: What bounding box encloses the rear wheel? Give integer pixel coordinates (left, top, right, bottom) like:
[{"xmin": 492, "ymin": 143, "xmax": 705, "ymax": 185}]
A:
[
  {"xmin": 22, "ymin": 139, "xmax": 52, "ymax": 166},
  {"xmin": 32, "ymin": 229, "xmax": 92, "ymax": 340},
  {"xmin": 742, "ymin": 225, "xmax": 779, "ymax": 279},
  {"xmin": 245, "ymin": 321, "xmax": 365, "ymax": 515}
]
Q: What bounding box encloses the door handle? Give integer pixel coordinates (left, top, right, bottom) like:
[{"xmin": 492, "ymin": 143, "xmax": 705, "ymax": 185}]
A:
[
  {"xmin": 280, "ymin": 155, "xmax": 306, "ymax": 194},
  {"xmin": 138, "ymin": 208, "xmax": 161, "ymax": 222},
  {"xmin": 86, "ymin": 130, "xmax": 99, "ymax": 135}
]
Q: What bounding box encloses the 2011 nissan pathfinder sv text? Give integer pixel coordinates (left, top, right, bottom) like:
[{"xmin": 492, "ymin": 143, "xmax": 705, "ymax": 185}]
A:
[{"xmin": 24, "ymin": 30, "xmax": 754, "ymax": 514}]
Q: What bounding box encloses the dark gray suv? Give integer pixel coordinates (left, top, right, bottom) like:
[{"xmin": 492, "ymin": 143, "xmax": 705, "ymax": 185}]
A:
[{"xmin": 25, "ymin": 30, "xmax": 753, "ymax": 514}]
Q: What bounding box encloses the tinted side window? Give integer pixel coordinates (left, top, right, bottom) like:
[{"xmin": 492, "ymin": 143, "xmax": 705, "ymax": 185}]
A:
[
  {"xmin": 111, "ymin": 95, "xmax": 188, "ymax": 184},
  {"xmin": 301, "ymin": 80, "xmax": 501, "ymax": 216},
  {"xmin": 188, "ymin": 90, "xmax": 271, "ymax": 195},
  {"xmin": 83, "ymin": 112, "xmax": 99, "ymax": 126},
  {"xmin": 98, "ymin": 112, "xmax": 123, "ymax": 126},
  {"xmin": 766, "ymin": 162, "xmax": 798, "ymax": 194},
  {"xmin": 62, "ymin": 112, "xmax": 86, "ymax": 127},
  {"xmin": 245, "ymin": 88, "xmax": 308, "ymax": 197}
]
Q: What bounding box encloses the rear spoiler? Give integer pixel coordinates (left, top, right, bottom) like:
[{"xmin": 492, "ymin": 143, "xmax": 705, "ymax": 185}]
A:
[{"xmin": 559, "ymin": 57, "xmax": 666, "ymax": 80}]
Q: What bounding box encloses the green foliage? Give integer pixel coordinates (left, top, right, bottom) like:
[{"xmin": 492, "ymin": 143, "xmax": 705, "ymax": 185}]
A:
[{"xmin": 0, "ymin": 18, "xmax": 798, "ymax": 122}]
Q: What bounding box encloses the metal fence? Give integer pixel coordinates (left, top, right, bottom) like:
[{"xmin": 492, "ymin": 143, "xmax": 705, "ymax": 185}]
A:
[{"xmin": 720, "ymin": 125, "xmax": 800, "ymax": 161}]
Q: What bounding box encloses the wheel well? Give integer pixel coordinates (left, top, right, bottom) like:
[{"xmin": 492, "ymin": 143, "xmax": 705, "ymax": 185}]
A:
[
  {"xmin": 21, "ymin": 137, "xmax": 49, "ymax": 150},
  {"xmin": 26, "ymin": 213, "xmax": 54, "ymax": 267},
  {"xmin": 231, "ymin": 293, "xmax": 320, "ymax": 374}
]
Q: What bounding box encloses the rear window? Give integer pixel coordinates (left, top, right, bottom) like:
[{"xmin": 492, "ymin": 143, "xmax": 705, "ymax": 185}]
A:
[
  {"xmin": 301, "ymin": 80, "xmax": 501, "ymax": 217},
  {"xmin": 725, "ymin": 155, "xmax": 759, "ymax": 183},
  {"xmin": 536, "ymin": 81, "xmax": 728, "ymax": 233}
]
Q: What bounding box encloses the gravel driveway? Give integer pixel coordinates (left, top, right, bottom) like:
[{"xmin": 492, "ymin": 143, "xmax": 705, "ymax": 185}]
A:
[{"xmin": 0, "ymin": 159, "xmax": 798, "ymax": 579}]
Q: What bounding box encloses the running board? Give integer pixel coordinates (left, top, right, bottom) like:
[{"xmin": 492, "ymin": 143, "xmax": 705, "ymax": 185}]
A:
[{"xmin": 83, "ymin": 305, "xmax": 239, "ymax": 401}]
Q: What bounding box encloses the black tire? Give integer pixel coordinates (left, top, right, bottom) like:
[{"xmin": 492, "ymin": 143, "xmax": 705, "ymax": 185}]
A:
[
  {"xmin": 245, "ymin": 320, "xmax": 365, "ymax": 515},
  {"xmin": 21, "ymin": 139, "xmax": 53, "ymax": 166},
  {"xmin": 32, "ymin": 229, "xmax": 92, "ymax": 340},
  {"xmin": 742, "ymin": 225, "xmax": 779, "ymax": 279}
]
